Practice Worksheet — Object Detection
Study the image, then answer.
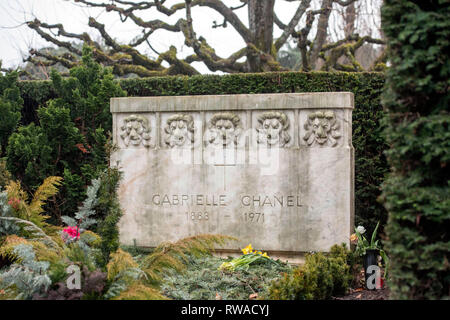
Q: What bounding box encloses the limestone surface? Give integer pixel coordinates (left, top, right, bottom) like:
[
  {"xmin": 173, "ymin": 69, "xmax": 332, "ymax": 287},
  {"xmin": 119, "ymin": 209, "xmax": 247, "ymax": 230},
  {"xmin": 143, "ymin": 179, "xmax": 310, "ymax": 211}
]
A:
[{"xmin": 111, "ymin": 92, "xmax": 354, "ymax": 259}]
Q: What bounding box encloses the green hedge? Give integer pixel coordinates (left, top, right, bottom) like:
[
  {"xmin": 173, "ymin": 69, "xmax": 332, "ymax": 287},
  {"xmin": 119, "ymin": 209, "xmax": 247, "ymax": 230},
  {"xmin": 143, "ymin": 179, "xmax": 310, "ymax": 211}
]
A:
[
  {"xmin": 381, "ymin": 1, "xmax": 450, "ymax": 299},
  {"xmin": 18, "ymin": 71, "xmax": 388, "ymax": 232}
]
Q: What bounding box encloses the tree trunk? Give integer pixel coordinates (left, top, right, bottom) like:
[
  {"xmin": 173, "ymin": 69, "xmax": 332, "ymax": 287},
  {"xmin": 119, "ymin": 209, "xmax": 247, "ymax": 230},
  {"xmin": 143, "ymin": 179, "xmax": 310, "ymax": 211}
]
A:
[
  {"xmin": 309, "ymin": 0, "xmax": 333, "ymax": 70},
  {"xmin": 344, "ymin": 2, "xmax": 356, "ymax": 37},
  {"xmin": 247, "ymin": 0, "xmax": 275, "ymax": 72}
]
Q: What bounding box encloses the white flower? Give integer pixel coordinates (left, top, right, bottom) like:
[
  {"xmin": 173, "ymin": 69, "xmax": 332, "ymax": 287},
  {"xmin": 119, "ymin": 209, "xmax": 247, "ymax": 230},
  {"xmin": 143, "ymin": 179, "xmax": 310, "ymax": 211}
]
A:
[{"xmin": 356, "ymin": 226, "xmax": 366, "ymax": 234}]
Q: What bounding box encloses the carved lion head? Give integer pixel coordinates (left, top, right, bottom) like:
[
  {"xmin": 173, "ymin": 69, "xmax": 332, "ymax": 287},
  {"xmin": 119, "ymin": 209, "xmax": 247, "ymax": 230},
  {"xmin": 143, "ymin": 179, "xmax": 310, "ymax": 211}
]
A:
[
  {"xmin": 303, "ymin": 111, "xmax": 341, "ymax": 147},
  {"xmin": 207, "ymin": 112, "xmax": 242, "ymax": 146},
  {"xmin": 256, "ymin": 111, "xmax": 291, "ymax": 147},
  {"xmin": 164, "ymin": 114, "xmax": 195, "ymax": 147},
  {"xmin": 120, "ymin": 115, "xmax": 151, "ymax": 147}
]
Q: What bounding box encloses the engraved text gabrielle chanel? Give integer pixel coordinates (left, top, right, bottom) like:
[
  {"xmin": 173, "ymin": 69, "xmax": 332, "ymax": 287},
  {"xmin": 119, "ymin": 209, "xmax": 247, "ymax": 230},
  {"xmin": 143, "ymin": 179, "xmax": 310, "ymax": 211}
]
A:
[{"xmin": 150, "ymin": 194, "xmax": 302, "ymax": 207}]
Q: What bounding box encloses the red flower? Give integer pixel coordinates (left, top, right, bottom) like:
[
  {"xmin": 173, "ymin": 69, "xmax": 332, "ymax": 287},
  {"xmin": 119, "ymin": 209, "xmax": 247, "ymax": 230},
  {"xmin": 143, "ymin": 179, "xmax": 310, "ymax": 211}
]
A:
[{"xmin": 62, "ymin": 226, "xmax": 81, "ymax": 241}]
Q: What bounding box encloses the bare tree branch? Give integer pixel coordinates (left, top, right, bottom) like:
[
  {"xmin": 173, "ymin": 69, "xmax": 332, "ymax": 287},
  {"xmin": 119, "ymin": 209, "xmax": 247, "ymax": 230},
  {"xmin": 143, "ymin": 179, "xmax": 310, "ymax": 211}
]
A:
[
  {"xmin": 21, "ymin": 0, "xmax": 384, "ymax": 77},
  {"xmin": 294, "ymin": 9, "xmax": 322, "ymax": 71},
  {"xmin": 275, "ymin": 0, "xmax": 311, "ymax": 51},
  {"xmin": 319, "ymin": 34, "xmax": 385, "ymax": 71},
  {"xmin": 26, "ymin": 19, "xmax": 84, "ymax": 56}
]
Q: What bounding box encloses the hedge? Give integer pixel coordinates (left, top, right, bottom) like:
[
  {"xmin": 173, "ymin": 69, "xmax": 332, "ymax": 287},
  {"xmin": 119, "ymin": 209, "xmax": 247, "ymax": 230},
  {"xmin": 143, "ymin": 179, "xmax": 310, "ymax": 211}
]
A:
[
  {"xmin": 17, "ymin": 71, "xmax": 388, "ymax": 232},
  {"xmin": 5, "ymin": 48, "xmax": 126, "ymax": 225},
  {"xmin": 381, "ymin": 1, "xmax": 450, "ymax": 299}
]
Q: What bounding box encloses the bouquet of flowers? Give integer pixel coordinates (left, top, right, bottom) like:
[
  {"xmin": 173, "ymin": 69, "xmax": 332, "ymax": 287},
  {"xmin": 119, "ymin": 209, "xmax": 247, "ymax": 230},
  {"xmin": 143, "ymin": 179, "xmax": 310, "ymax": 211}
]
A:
[{"xmin": 218, "ymin": 244, "xmax": 275, "ymax": 272}]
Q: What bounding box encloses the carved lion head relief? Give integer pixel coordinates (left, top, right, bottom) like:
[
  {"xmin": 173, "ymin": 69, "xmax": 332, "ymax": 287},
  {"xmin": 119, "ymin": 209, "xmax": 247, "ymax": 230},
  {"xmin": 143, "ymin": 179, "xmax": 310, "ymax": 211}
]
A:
[
  {"xmin": 206, "ymin": 112, "xmax": 242, "ymax": 146},
  {"xmin": 303, "ymin": 111, "xmax": 341, "ymax": 147},
  {"xmin": 164, "ymin": 114, "xmax": 195, "ymax": 148},
  {"xmin": 120, "ymin": 115, "xmax": 151, "ymax": 147},
  {"xmin": 256, "ymin": 111, "xmax": 291, "ymax": 147}
]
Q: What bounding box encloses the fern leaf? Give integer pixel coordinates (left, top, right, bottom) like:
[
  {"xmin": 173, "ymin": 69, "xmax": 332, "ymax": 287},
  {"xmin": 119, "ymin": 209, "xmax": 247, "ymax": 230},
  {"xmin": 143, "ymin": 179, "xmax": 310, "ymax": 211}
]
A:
[
  {"xmin": 141, "ymin": 234, "xmax": 236, "ymax": 283},
  {"xmin": 4, "ymin": 177, "xmax": 62, "ymax": 229},
  {"xmin": 5, "ymin": 180, "xmax": 28, "ymax": 203},
  {"xmin": 5, "ymin": 180, "xmax": 29, "ymax": 220},
  {"xmin": 0, "ymin": 216, "xmax": 60, "ymax": 250},
  {"xmin": 0, "ymin": 235, "xmax": 29, "ymax": 262},
  {"xmin": 107, "ymin": 248, "xmax": 138, "ymax": 281},
  {"xmin": 112, "ymin": 283, "xmax": 169, "ymax": 300},
  {"xmin": 29, "ymin": 176, "xmax": 63, "ymax": 216}
]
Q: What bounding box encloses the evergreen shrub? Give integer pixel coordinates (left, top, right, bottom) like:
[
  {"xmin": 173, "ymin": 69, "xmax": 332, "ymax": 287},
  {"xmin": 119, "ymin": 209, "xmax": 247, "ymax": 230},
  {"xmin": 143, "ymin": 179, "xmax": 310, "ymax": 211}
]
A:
[
  {"xmin": 268, "ymin": 244, "xmax": 352, "ymax": 300},
  {"xmin": 380, "ymin": 0, "xmax": 450, "ymax": 299}
]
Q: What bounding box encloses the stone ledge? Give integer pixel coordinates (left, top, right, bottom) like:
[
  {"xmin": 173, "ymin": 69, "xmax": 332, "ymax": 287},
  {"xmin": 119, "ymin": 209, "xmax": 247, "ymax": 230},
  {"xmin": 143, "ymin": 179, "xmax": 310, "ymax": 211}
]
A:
[{"xmin": 111, "ymin": 92, "xmax": 354, "ymax": 113}]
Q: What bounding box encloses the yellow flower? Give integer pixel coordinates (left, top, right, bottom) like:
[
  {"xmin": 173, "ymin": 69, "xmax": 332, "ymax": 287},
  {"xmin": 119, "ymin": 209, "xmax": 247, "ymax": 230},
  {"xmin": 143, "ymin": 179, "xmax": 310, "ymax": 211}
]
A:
[
  {"xmin": 262, "ymin": 252, "xmax": 269, "ymax": 258},
  {"xmin": 242, "ymin": 244, "xmax": 253, "ymax": 255},
  {"xmin": 350, "ymin": 233, "xmax": 358, "ymax": 243},
  {"xmin": 256, "ymin": 251, "xmax": 262, "ymax": 255}
]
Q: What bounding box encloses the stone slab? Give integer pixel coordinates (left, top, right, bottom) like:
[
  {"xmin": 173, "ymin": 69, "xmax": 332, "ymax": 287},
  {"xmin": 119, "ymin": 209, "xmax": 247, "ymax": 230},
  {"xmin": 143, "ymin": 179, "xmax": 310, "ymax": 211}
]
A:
[{"xmin": 111, "ymin": 92, "xmax": 354, "ymax": 259}]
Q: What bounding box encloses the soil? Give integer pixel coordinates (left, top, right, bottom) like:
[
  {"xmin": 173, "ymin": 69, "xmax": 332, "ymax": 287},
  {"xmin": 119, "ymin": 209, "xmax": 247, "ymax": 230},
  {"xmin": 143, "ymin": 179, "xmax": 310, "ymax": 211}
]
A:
[
  {"xmin": 334, "ymin": 287, "xmax": 390, "ymax": 300},
  {"xmin": 334, "ymin": 267, "xmax": 390, "ymax": 300}
]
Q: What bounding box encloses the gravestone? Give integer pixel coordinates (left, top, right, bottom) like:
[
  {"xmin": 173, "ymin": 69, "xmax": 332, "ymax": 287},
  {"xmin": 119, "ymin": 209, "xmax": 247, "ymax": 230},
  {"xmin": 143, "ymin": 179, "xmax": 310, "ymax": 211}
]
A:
[{"xmin": 111, "ymin": 92, "xmax": 354, "ymax": 261}]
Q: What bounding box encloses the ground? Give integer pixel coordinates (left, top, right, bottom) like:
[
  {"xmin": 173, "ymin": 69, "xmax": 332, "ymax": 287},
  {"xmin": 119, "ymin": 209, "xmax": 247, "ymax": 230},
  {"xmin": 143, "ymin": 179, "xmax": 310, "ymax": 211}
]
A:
[
  {"xmin": 158, "ymin": 253, "xmax": 389, "ymax": 300},
  {"xmin": 335, "ymin": 287, "xmax": 389, "ymax": 300},
  {"xmin": 335, "ymin": 266, "xmax": 389, "ymax": 300}
]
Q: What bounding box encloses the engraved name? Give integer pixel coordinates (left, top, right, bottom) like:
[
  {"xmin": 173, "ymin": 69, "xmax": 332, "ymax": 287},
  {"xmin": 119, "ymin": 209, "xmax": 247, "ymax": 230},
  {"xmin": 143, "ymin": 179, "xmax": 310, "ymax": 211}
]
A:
[
  {"xmin": 152, "ymin": 194, "xmax": 227, "ymax": 207},
  {"xmin": 150, "ymin": 194, "xmax": 302, "ymax": 207}
]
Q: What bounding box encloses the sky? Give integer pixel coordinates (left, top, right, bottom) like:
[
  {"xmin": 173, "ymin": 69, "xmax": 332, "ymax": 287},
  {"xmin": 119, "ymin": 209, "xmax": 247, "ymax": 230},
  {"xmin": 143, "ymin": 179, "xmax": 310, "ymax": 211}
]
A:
[{"xmin": 0, "ymin": 0, "xmax": 381, "ymax": 74}]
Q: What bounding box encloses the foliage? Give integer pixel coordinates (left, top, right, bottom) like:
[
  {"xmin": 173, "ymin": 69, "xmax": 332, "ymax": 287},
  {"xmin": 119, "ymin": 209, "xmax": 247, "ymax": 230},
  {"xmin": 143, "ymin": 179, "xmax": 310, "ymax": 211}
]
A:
[
  {"xmin": 0, "ymin": 177, "xmax": 64, "ymax": 250},
  {"xmin": 0, "ymin": 157, "xmax": 12, "ymax": 188},
  {"xmin": 0, "ymin": 235, "xmax": 29, "ymax": 265},
  {"xmin": 20, "ymin": 46, "xmax": 77, "ymax": 80},
  {"xmin": 268, "ymin": 244, "xmax": 352, "ymax": 300},
  {"xmin": 104, "ymin": 249, "xmax": 150, "ymax": 299},
  {"xmin": 33, "ymin": 266, "xmax": 107, "ymax": 300},
  {"xmin": 112, "ymin": 283, "xmax": 168, "ymax": 300},
  {"xmin": 106, "ymin": 248, "xmax": 138, "ymax": 282},
  {"xmin": 6, "ymin": 123, "xmax": 54, "ymax": 189},
  {"xmin": 4, "ymin": 176, "xmax": 62, "ymax": 230},
  {"xmin": 78, "ymin": 267, "xmax": 107, "ymax": 300},
  {"xmin": 162, "ymin": 253, "xmax": 291, "ymax": 300},
  {"xmin": 18, "ymin": 71, "xmax": 388, "ymax": 233},
  {"xmin": 32, "ymin": 282, "xmax": 83, "ymax": 300},
  {"xmin": 1, "ymin": 165, "xmax": 124, "ymax": 300},
  {"xmin": 61, "ymin": 177, "xmax": 101, "ymax": 230},
  {"xmin": 0, "ymin": 191, "xmax": 20, "ymax": 236},
  {"xmin": 104, "ymin": 248, "xmax": 150, "ymax": 299},
  {"xmin": 0, "ymin": 216, "xmax": 61, "ymax": 250},
  {"xmin": 104, "ymin": 234, "xmax": 234, "ymax": 300},
  {"xmin": 63, "ymin": 239, "xmax": 98, "ymax": 272},
  {"xmin": 140, "ymin": 234, "xmax": 235, "ymax": 283},
  {"xmin": 0, "ymin": 235, "xmax": 60, "ymax": 268},
  {"xmin": 380, "ymin": 0, "xmax": 450, "ymax": 299},
  {"xmin": 94, "ymin": 167, "xmax": 123, "ymax": 268},
  {"xmin": 0, "ymin": 244, "xmax": 51, "ymax": 299},
  {"xmin": 0, "ymin": 70, "xmax": 23, "ymax": 157},
  {"xmin": 6, "ymin": 46, "xmax": 126, "ymax": 223}
]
